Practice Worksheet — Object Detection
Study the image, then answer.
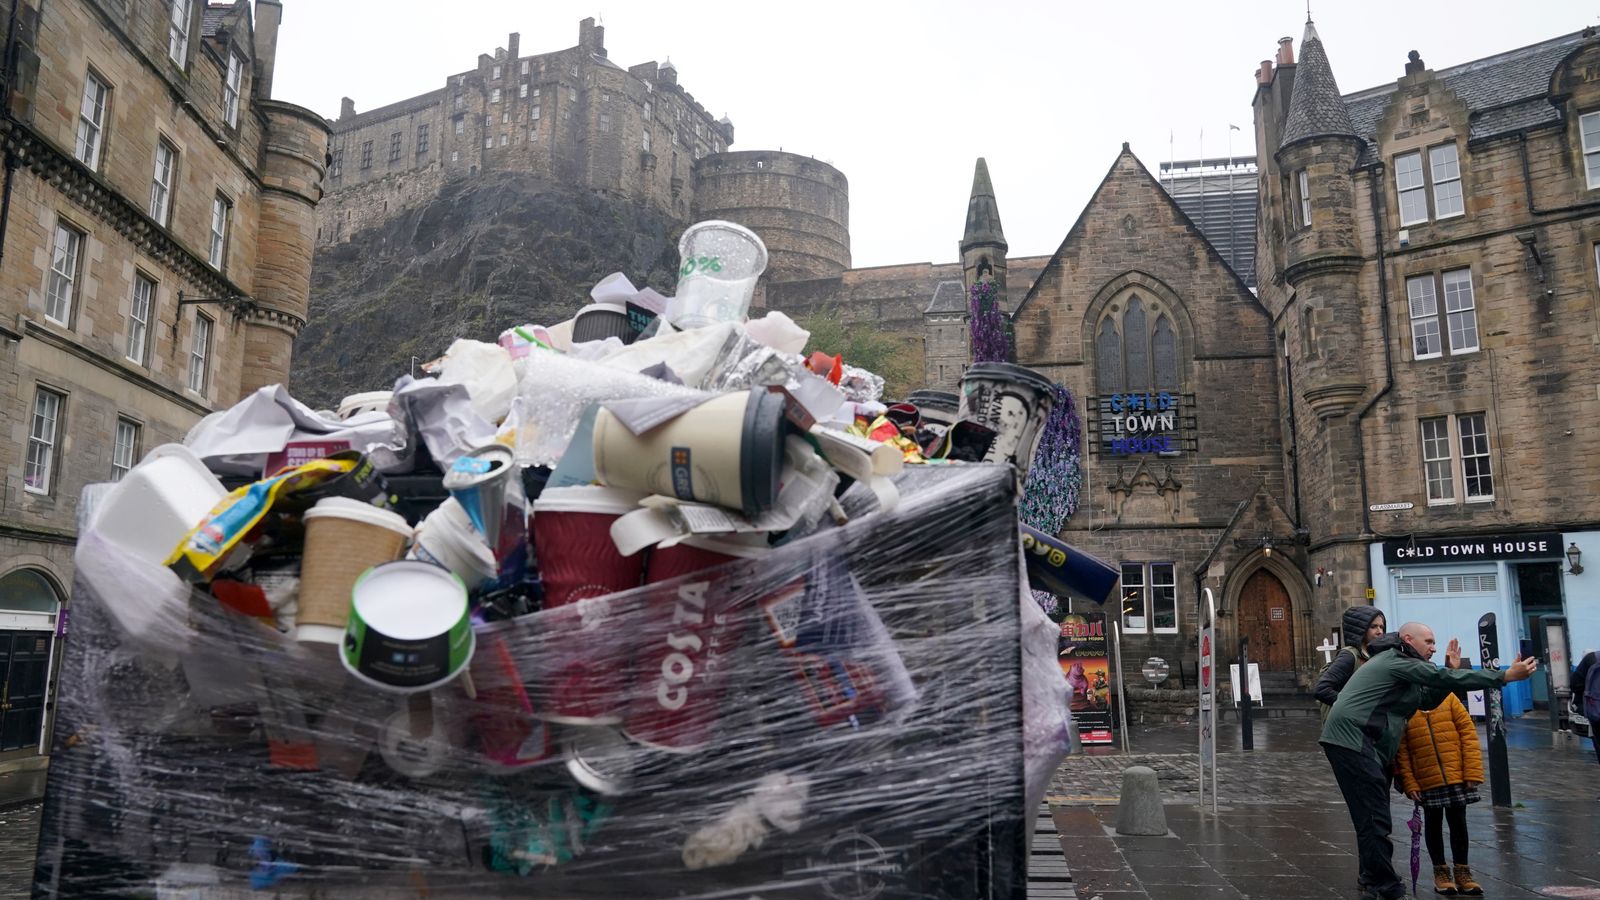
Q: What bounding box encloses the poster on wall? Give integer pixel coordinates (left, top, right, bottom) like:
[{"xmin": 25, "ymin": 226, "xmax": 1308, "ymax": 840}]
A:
[{"xmin": 1059, "ymin": 612, "xmax": 1115, "ymax": 744}]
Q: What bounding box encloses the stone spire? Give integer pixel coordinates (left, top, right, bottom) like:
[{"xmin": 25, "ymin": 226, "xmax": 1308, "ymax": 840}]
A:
[
  {"xmin": 961, "ymin": 157, "xmax": 1007, "ymax": 252},
  {"xmin": 1278, "ymin": 20, "xmax": 1356, "ymax": 150}
]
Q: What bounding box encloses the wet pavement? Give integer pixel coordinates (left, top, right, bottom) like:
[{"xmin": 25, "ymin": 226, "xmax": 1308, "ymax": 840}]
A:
[
  {"xmin": 1046, "ymin": 716, "xmax": 1600, "ymax": 899},
  {"xmin": 0, "ymin": 803, "xmax": 39, "ymax": 900}
]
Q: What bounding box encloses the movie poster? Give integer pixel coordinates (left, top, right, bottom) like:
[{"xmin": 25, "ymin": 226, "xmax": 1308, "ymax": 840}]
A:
[{"xmin": 1059, "ymin": 612, "xmax": 1114, "ymax": 744}]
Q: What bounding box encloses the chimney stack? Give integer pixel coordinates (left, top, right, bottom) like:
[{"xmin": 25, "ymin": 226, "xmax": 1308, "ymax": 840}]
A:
[
  {"xmin": 339, "ymin": 96, "xmax": 356, "ymax": 120},
  {"xmin": 253, "ymin": 0, "xmax": 282, "ymax": 99},
  {"xmin": 579, "ymin": 17, "xmax": 606, "ymax": 56},
  {"xmin": 1258, "ymin": 59, "xmax": 1274, "ymax": 85},
  {"xmin": 508, "ymin": 32, "xmax": 519, "ymax": 60},
  {"xmin": 1277, "ymin": 36, "xmax": 1295, "ymax": 66}
]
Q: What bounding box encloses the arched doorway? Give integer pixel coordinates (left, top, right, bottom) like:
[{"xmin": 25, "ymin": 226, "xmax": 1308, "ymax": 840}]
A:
[
  {"xmin": 1237, "ymin": 569, "xmax": 1295, "ymax": 671},
  {"xmin": 0, "ymin": 567, "xmax": 63, "ymax": 754}
]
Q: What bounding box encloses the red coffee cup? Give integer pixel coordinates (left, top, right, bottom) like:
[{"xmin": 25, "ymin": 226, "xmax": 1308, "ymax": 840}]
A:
[
  {"xmin": 624, "ymin": 535, "xmax": 768, "ymax": 752},
  {"xmin": 468, "ymin": 626, "xmax": 551, "ymax": 770},
  {"xmin": 529, "ymin": 486, "xmax": 647, "ymax": 724}
]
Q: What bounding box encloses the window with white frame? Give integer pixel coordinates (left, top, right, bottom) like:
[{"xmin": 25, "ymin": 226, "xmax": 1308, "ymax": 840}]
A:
[
  {"xmin": 642, "ymin": 129, "xmax": 650, "ymax": 153},
  {"xmin": 528, "ymin": 126, "xmax": 538, "ymax": 143},
  {"xmin": 501, "ymin": 111, "xmax": 509, "ymax": 124},
  {"xmin": 484, "ymin": 134, "xmax": 493, "ymax": 149},
  {"xmin": 599, "ymin": 112, "xmax": 611, "ymax": 132},
  {"xmin": 1296, "ymin": 169, "xmax": 1311, "ymax": 227},
  {"xmin": 24, "ymin": 387, "xmax": 63, "ymax": 494},
  {"xmin": 167, "ymin": 0, "xmax": 190, "ymax": 65},
  {"xmin": 126, "ymin": 272, "xmax": 155, "ymax": 364},
  {"xmin": 224, "ymin": 52, "xmax": 242, "ymax": 127},
  {"xmin": 568, "ymin": 87, "xmax": 577, "ymax": 103},
  {"xmin": 1406, "ymin": 269, "xmax": 1477, "ymax": 359},
  {"xmin": 1420, "ymin": 413, "xmax": 1493, "ymax": 505},
  {"xmin": 1582, "ymin": 112, "xmax": 1600, "ymax": 189},
  {"xmin": 530, "ymin": 104, "xmax": 541, "ymax": 120},
  {"xmin": 520, "ymin": 60, "xmax": 529, "ymax": 75},
  {"xmin": 112, "ymin": 418, "xmax": 140, "ymax": 481},
  {"xmin": 1118, "ymin": 562, "xmax": 1177, "ymax": 634},
  {"xmin": 1429, "ymin": 144, "xmax": 1463, "ymax": 218},
  {"xmin": 150, "ymin": 139, "xmax": 176, "ymax": 225},
  {"xmin": 75, "ymin": 72, "xmax": 109, "ymax": 169},
  {"xmin": 208, "ymin": 194, "xmax": 229, "ymax": 269},
  {"xmin": 329, "ymin": 148, "xmax": 342, "ymax": 177},
  {"xmin": 644, "ymin": 100, "xmax": 652, "ymax": 120},
  {"xmin": 1396, "ymin": 151, "xmax": 1428, "ymax": 225},
  {"xmin": 453, "ymin": 116, "xmax": 464, "ymax": 135},
  {"xmin": 416, "ymin": 124, "xmax": 429, "ymax": 156},
  {"xmin": 491, "ymin": 88, "xmax": 501, "ymax": 104},
  {"xmin": 188, "ymin": 314, "xmax": 212, "ymax": 394},
  {"xmin": 491, "ymin": 65, "xmax": 501, "ymax": 80},
  {"xmin": 499, "ymin": 133, "xmax": 508, "ymax": 146},
  {"xmin": 45, "ymin": 221, "xmax": 83, "ymax": 325},
  {"xmin": 519, "ymin": 83, "xmax": 528, "ymax": 99}
]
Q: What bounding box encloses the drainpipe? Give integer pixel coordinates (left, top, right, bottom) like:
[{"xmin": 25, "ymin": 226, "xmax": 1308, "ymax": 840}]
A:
[
  {"xmin": 1353, "ymin": 165, "xmax": 1395, "ymax": 538},
  {"xmin": 1282, "ymin": 345, "xmax": 1302, "ymax": 527},
  {"xmin": 1519, "ymin": 132, "xmax": 1600, "ymax": 217},
  {"xmin": 0, "ymin": 0, "xmax": 23, "ymax": 267}
]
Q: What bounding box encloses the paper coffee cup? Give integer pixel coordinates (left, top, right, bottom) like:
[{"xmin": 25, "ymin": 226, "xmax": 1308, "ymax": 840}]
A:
[
  {"xmin": 531, "ymin": 486, "xmax": 648, "ymax": 608},
  {"xmin": 591, "ymin": 388, "xmax": 786, "ymax": 517},
  {"xmin": 340, "ymin": 560, "xmax": 474, "ymax": 693},
  {"xmin": 296, "ymin": 498, "xmax": 412, "ymax": 644},
  {"xmin": 957, "ymin": 363, "xmax": 1056, "ymax": 474},
  {"xmin": 409, "ymin": 497, "xmax": 497, "ymax": 590}
]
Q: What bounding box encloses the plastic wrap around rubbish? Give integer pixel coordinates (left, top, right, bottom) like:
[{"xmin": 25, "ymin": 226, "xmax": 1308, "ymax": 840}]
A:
[
  {"xmin": 34, "ymin": 465, "xmax": 1034, "ymax": 899},
  {"xmin": 514, "ymin": 351, "xmax": 708, "ymax": 467}
]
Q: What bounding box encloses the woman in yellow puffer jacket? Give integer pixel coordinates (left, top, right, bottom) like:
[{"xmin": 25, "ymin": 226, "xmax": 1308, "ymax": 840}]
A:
[{"xmin": 1395, "ymin": 692, "xmax": 1483, "ymax": 896}]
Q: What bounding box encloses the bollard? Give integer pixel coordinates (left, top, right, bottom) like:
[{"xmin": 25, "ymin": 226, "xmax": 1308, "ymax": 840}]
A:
[{"xmin": 1114, "ymin": 765, "xmax": 1168, "ymax": 836}]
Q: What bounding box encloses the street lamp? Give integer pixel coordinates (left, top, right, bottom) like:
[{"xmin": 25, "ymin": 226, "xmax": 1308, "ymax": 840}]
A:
[{"xmin": 1566, "ymin": 542, "xmax": 1583, "ymax": 575}]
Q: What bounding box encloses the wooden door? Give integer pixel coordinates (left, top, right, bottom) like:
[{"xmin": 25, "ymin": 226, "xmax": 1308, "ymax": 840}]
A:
[{"xmin": 1237, "ymin": 570, "xmax": 1294, "ymax": 671}]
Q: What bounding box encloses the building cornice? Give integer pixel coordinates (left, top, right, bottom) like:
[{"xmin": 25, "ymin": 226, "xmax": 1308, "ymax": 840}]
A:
[
  {"xmin": 0, "ymin": 118, "xmax": 253, "ymax": 308},
  {"xmin": 1282, "ymin": 254, "xmax": 1363, "ymax": 286},
  {"xmin": 0, "ymin": 522, "xmax": 76, "ymax": 546},
  {"xmin": 22, "ymin": 318, "xmax": 212, "ymax": 418}
]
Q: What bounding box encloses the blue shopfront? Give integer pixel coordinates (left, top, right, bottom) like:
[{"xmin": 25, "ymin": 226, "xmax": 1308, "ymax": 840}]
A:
[{"xmin": 1369, "ymin": 529, "xmax": 1600, "ymax": 718}]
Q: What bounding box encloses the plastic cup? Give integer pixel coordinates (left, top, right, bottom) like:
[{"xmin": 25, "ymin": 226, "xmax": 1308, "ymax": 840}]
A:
[
  {"xmin": 296, "ymin": 498, "xmax": 412, "ymax": 645},
  {"xmin": 957, "ymin": 363, "xmax": 1056, "ymax": 474},
  {"xmin": 668, "ymin": 220, "xmax": 768, "ymax": 329},
  {"xmin": 591, "ymin": 388, "xmax": 786, "ymax": 517}
]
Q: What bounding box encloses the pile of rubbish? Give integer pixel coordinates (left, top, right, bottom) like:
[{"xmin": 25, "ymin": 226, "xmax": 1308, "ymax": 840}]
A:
[{"xmin": 33, "ymin": 221, "xmax": 1091, "ymax": 899}]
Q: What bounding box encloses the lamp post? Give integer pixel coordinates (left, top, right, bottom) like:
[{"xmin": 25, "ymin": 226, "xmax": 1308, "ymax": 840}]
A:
[{"xmin": 1566, "ymin": 542, "xmax": 1584, "ymax": 575}]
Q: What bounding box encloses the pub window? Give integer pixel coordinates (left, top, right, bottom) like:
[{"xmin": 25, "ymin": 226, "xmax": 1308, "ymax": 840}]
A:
[{"xmin": 1119, "ymin": 562, "xmax": 1177, "ymax": 635}]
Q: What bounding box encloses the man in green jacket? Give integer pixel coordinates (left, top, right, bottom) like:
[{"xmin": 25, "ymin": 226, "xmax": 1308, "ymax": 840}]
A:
[{"xmin": 1320, "ymin": 621, "xmax": 1537, "ymax": 900}]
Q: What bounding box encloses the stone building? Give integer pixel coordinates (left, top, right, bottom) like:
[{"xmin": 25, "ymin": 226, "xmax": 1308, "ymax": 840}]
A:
[
  {"xmin": 1254, "ymin": 22, "xmax": 1600, "ymax": 685},
  {"xmin": 1009, "ymin": 146, "xmax": 1298, "ymax": 685},
  {"xmin": 0, "ymin": 0, "xmax": 328, "ymax": 760}
]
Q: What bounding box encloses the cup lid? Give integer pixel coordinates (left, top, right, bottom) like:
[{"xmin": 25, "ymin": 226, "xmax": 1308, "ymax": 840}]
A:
[
  {"xmin": 563, "ymin": 727, "xmax": 635, "ymax": 796},
  {"xmin": 304, "ymin": 496, "xmax": 413, "ymax": 538}
]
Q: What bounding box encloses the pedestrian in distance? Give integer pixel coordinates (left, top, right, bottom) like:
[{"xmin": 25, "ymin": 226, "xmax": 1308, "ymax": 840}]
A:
[
  {"xmin": 1314, "ymin": 606, "xmax": 1387, "ymax": 716},
  {"xmin": 1394, "ymin": 690, "xmax": 1483, "ymax": 895},
  {"xmin": 1320, "ymin": 622, "xmax": 1537, "ymax": 900},
  {"xmin": 1575, "ymin": 648, "xmax": 1600, "ymax": 768}
]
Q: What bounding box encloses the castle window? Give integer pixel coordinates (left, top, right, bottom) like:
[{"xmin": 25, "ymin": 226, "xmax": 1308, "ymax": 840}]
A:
[
  {"xmin": 530, "ymin": 105, "xmax": 541, "ymax": 120},
  {"xmin": 223, "ymin": 52, "xmax": 242, "ymax": 128},
  {"xmin": 1420, "ymin": 413, "xmax": 1493, "ymax": 505},
  {"xmin": 1396, "ymin": 143, "xmax": 1464, "ymax": 225},
  {"xmin": 416, "ymin": 124, "xmax": 429, "ymax": 156},
  {"xmin": 75, "ymin": 71, "xmax": 110, "ymax": 170},
  {"xmin": 532, "ymin": 88, "xmax": 540, "ymax": 99},
  {"xmin": 492, "ymin": 65, "xmax": 501, "ymax": 80},
  {"xmin": 569, "ymin": 87, "xmax": 577, "ymax": 103},
  {"xmin": 570, "ymin": 64, "xmax": 578, "ymax": 77},
  {"xmin": 500, "ymin": 133, "xmax": 508, "ymax": 146},
  {"xmin": 491, "ymin": 88, "xmax": 501, "ymax": 104},
  {"xmin": 601, "ymin": 92, "xmax": 609, "ymax": 103},
  {"xmin": 1406, "ymin": 268, "xmax": 1477, "ymax": 360},
  {"xmin": 329, "ymin": 148, "xmax": 342, "ymax": 177},
  {"xmin": 520, "ymin": 60, "xmax": 529, "ymax": 75},
  {"xmin": 644, "ymin": 100, "xmax": 652, "ymax": 119},
  {"xmin": 520, "ymin": 83, "xmax": 528, "ymax": 99},
  {"xmin": 502, "ymin": 111, "xmax": 510, "ymax": 124},
  {"xmin": 528, "ymin": 126, "xmax": 538, "ymax": 142},
  {"xmin": 642, "ymin": 129, "xmax": 650, "ymax": 152},
  {"xmin": 1093, "ymin": 294, "xmax": 1182, "ymax": 396},
  {"xmin": 360, "ymin": 140, "xmax": 372, "ymax": 169},
  {"xmin": 599, "ymin": 112, "xmax": 611, "ymax": 132},
  {"xmin": 484, "ymin": 135, "xmax": 493, "ymax": 149},
  {"xmin": 1295, "ymin": 170, "xmax": 1310, "ymax": 228},
  {"xmin": 453, "ymin": 117, "xmax": 464, "ymax": 135},
  {"xmin": 455, "ymin": 94, "xmax": 464, "ymax": 110},
  {"xmin": 388, "ymin": 131, "xmax": 402, "ymax": 161},
  {"xmin": 451, "ymin": 150, "xmax": 459, "ymax": 162}
]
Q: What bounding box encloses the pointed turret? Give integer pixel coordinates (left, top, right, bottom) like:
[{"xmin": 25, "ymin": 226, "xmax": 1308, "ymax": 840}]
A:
[
  {"xmin": 1279, "ymin": 20, "xmax": 1357, "ymax": 150},
  {"xmin": 960, "ymin": 158, "xmax": 1009, "ymax": 299}
]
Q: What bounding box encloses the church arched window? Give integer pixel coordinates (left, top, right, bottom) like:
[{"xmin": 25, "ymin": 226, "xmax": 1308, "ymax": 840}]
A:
[{"xmin": 1093, "ymin": 293, "xmax": 1182, "ymax": 395}]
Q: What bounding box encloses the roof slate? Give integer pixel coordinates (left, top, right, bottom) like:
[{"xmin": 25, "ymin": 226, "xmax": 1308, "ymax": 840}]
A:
[
  {"xmin": 925, "ymin": 280, "xmax": 967, "ymax": 315},
  {"xmin": 1280, "ymin": 23, "xmax": 1358, "ymax": 149},
  {"xmin": 201, "ymin": 5, "xmax": 230, "ymax": 38},
  {"xmin": 1338, "ymin": 30, "xmax": 1588, "ymax": 166}
]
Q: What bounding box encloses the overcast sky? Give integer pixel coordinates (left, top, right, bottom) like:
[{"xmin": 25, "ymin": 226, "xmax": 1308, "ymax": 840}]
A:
[{"xmin": 274, "ymin": 1, "xmax": 1587, "ymax": 268}]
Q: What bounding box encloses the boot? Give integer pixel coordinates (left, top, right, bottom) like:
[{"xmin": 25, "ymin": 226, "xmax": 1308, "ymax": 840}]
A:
[
  {"xmin": 1432, "ymin": 865, "xmax": 1457, "ymax": 895},
  {"xmin": 1453, "ymin": 864, "xmax": 1483, "ymax": 896}
]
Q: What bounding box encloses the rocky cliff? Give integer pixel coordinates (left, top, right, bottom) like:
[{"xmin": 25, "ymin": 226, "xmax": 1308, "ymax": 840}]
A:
[{"xmin": 291, "ymin": 172, "xmax": 684, "ymax": 409}]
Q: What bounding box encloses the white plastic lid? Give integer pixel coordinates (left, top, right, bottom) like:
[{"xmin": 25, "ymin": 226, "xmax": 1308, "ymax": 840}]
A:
[
  {"xmin": 533, "ymin": 485, "xmax": 647, "ymax": 516},
  {"xmin": 304, "ymin": 497, "xmax": 413, "ymax": 538}
]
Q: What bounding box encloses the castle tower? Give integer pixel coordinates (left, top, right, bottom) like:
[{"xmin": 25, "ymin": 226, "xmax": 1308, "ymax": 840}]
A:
[
  {"xmin": 960, "ymin": 158, "xmax": 1008, "ymax": 299},
  {"xmin": 244, "ymin": 100, "xmax": 331, "ymax": 396},
  {"xmin": 1274, "ymin": 20, "xmax": 1366, "ymax": 420}
]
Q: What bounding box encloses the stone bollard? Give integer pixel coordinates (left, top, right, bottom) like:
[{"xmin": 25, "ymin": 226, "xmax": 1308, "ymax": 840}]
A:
[{"xmin": 1114, "ymin": 765, "xmax": 1167, "ymax": 836}]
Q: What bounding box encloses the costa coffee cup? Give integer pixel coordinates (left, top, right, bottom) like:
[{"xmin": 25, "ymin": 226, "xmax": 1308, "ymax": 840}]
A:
[
  {"xmin": 531, "ymin": 486, "xmax": 648, "ymax": 607},
  {"xmin": 591, "ymin": 387, "xmax": 786, "ymax": 517},
  {"xmin": 956, "ymin": 363, "xmax": 1055, "ymax": 474},
  {"xmin": 339, "ymin": 560, "xmax": 475, "ymax": 693},
  {"xmin": 527, "ymin": 594, "xmax": 631, "ymax": 725},
  {"xmin": 624, "ymin": 536, "xmax": 767, "ymax": 752},
  {"xmin": 296, "ymin": 498, "xmax": 412, "ymax": 645},
  {"xmin": 468, "ymin": 626, "xmax": 552, "ymax": 771}
]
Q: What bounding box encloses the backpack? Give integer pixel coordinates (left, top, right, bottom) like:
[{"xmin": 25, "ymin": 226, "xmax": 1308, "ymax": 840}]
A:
[
  {"xmin": 1585, "ymin": 657, "xmax": 1600, "ymax": 721},
  {"xmin": 1317, "ymin": 646, "xmax": 1362, "ymax": 724}
]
